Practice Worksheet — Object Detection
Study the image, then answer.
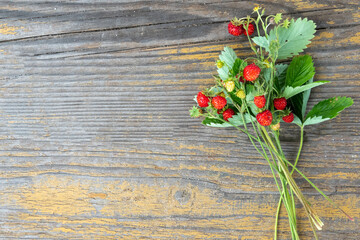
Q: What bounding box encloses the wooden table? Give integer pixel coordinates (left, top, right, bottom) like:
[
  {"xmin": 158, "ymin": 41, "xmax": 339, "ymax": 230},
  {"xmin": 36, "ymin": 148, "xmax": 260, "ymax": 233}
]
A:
[{"xmin": 0, "ymin": 1, "xmax": 358, "ymax": 239}]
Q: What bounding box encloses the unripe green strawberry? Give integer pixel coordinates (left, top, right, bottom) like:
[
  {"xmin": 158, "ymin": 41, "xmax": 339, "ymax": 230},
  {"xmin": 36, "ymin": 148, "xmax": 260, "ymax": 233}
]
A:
[
  {"xmin": 271, "ymin": 123, "xmax": 280, "ymax": 131},
  {"xmin": 216, "ymin": 60, "xmax": 224, "ymax": 68},
  {"xmin": 223, "ymin": 108, "xmax": 235, "ymax": 121},
  {"xmin": 236, "ymin": 90, "xmax": 246, "ymax": 99},
  {"xmin": 225, "ymin": 81, "xmax": 235, "ymax": 92},
  {"xmin": 256, "ymin": 110, "xmax": 273, "ymax": 126},
  {"xmin": 212, "ymin": 96, "xmax": 227, "ymax": 110}
]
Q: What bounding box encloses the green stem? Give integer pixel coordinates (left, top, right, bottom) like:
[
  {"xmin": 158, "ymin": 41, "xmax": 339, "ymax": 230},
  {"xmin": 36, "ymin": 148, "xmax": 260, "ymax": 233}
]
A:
[
  {"xmin": 291, "ymin": 125, "xmax": 304, "ymax": 175},
  {"xmin": 281, "ymin": 157, "xmax": 354, "ymax": 221}
]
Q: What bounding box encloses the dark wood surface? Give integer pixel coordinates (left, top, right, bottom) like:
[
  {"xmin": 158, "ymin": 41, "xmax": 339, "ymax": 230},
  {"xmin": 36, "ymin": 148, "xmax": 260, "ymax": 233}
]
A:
[{"xmin": 0, "ymin": 1, "xmax": 359, "ymax": 239}]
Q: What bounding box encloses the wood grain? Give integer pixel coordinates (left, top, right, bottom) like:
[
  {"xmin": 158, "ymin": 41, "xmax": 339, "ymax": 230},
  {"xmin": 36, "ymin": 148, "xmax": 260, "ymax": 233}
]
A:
[{"xmin": 0, "ymin": 0, "xmax": 359, "ymax": 239}]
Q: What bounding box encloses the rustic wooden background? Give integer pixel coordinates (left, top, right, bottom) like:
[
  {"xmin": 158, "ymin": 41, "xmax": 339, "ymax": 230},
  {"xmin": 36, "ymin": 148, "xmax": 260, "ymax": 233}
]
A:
[{"xmin": 0, "ymin": 0, "xmax": 358, "ymax": 239}]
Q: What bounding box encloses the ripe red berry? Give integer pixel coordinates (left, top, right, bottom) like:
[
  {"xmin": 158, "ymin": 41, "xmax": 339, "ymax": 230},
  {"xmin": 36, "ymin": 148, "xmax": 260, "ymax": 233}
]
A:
[
  {"xmin": 244, "ymin": 23, "xmax": 255, "ymax": 36},
  {"xmin": 223, "ymin": 108, "xmax": 235, "ymax": 121},
  {"xmin": 239, "ymin": 76, "xmax": 245, "ymax": 83},
  {"xmin": 282, "ymin": 112, "xmax": 294, "ymax": 123},
  {"xmin": 243, "ymin": 63, "xmax": 261, "ymax": 81},
  {"xmin": 228, "ymin": 22, "xmax": 243, "ymax": 36},
  {"xmin": 197, "ymin": 92, "xmax": 210, "ymax": 108},
  {"xmin": 256, "ymin": 110, "xmax": 273, "ymax": 126},
  {"xmin": 274, "ymin": 97, "xmax": 287, "ymax": 110},
  {"xmin": 212, "ymin": 96, "xmax": 227, "ymax": 110},
  {"xmin": 254, "ymin": 95, "xmax": 266, "ymax": 108}
]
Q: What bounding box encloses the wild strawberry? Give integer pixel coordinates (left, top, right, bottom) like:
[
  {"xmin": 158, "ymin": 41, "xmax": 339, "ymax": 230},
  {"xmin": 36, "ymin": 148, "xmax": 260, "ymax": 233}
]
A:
[
  {"xmin": 228, "ymin": 22, "xmax": 243, "ymax": 36},
  {"xmin": 225, "ymin": 81, "xmax": 235, "ymax": 92},
  {"xmin": 212, "ymin": 96, "xmax": 227, "ymax": 110},
  {"xmin": 239, "ymin": 76, "xmax": 245, "ymax": 83},
  {"xmin": 256, "ymin": 110, "xmax": 273, "ymax": 126},
  {"xmin": 254, "ymin": 95, "xmax": 266, "ymax": 108},
  {"xmin": 282, "ymin": 112, "xmax": 294, "ymax": 123},
  {"xmin": 236, "ymin": 90, "xmax": 246, "ymax": 99},
  {"xmin": 271, "ymin": 123, "xmax": 280, "ymax": 131},
  {"xmin": 223, "ymin": 108, "xmax": 235, "ymax": 121},
  {"xmin": 197, "ymin": 92, "xmax": 209, "ymax": 108},
  {"xmin": 243, "ymin": 63, "xmax": 261, "ymax": 81},
  {"xmin": 243, "ymin": 23, "xmax": 255, "ymax": 36},
  {"xmin": 274, "ymin": 97, "xmax": 287, "ymax": 110}
]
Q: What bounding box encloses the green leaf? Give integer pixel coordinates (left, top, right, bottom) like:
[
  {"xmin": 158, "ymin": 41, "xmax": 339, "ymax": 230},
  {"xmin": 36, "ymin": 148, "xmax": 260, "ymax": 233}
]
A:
[
  {"xmin": 252, "ymin": 36, "xmax": 268, "ymax": 50},
  {"xmin": 217, "ymin": 66, "xmax": 230, "ymax": 81},
  {"xmin": 229, "ymin": 92, "xmax": 243, "ymax": 106},
  {"xmin": 245, "ymin": 84, "xmax": 258, "ymax": 116},
  {"xmin": 283, "ymin": 81, "xmax": 328, "ymax": 99},
  {"xmin": 217, "ymin": 47, "xmax": 238, "ymax": 80},
  {"xmin": 202, "ymin": 117, "xmax": 227, "ymax": 127},
  {"xmin": 303, "ymin": 97, "xmax": 353, "ymax": 126},
  {"xmin": 274, "ymin": 64, "xmax": 288, "ymax": 92},
  {"xmin": 232, "ymin": 58, "xmax": 243, "ymax": 77},
  {"xmin": 289, "ymin": 76, "xmax": 313, "ymax": 122},
  {"xmin": 219, "ymin": 46, "xmax": 237, "ymax": 69},
  {"xmin": 202, "ymin": 113, "xmax": 255, "ymax": 128},
  {"xmin": 269, "ymin": 18, "xmax": 316, "ymax": 59},
  {"xmin": 286, "ymin": 55, "xmax": 315, "ymax": 87}
]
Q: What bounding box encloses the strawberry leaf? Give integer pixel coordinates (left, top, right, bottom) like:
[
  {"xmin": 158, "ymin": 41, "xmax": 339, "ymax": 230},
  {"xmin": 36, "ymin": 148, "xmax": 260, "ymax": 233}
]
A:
[
  {"xmin": 217, "ymin": 47, "xmax": 237, "ymax": 80},
  {"xmin": 232, "ymin": 58, "xmax": 243, "ymax": 77},
  {"xmin": 286, "ymin": 55, "xmax": 315, "ymax": 87},
  {"xmin": 289, "ymin": 76, "xmax": 313, "ymax": 122},
  {"xmin": 274, "ymin": 64, "xmax": 288, "ymax": 92},
  {"xmin": 270, "ymin": 18, "xmax": 316, "ymax": 60},
  {"xmin": 303, "ymin": 97, "xmax": 353, "ymax": 126},
  {"xmin": 202, "ymin": 113, "xmax": 255, "ymax": 127},
  {"xmin": 253, "ymin": 19, "xmax": 316, "ymax": 60},
  {"xmin": 283, "ymin": 81, "xmax": 328, "ymax": 99}
]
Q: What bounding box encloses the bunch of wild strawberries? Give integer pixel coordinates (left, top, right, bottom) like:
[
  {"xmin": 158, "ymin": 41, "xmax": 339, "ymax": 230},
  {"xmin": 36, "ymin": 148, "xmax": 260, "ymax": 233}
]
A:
[{"xmin": 196, "ymin": 19, "xmax": 295, "ymax": 130}]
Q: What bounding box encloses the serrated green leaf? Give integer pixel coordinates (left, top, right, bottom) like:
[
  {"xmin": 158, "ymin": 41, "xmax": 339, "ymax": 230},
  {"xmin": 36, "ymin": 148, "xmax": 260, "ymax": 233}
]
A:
[
  {"xmin": 232, "ymin": 58, "xmax": 243, "ymax": 77},
  {"xmin": 202, "ymin": 113, "xmax": 255, "ymax": 128},
  {"xmin": 269, "ymin": 18, "xmax": 316, "ymax": 59},
  {"xmin": 202, "ymin": 117, "xmax": 228, "ymax": 127},
  {"xmin": 252, "ymin": 36, "xmax": 269, "ymax": 50},
  {"xmin": 289, "ymin": 76, "xmax": 313, "ymax": 122},
  {"xmin": 229, "ymin": 92, "xmax": 243, "ymax": 106},
  {"xmin": 217, "ymin": 47, "xmax": 238, "ymax": 80},
  {"xmin": 245, "ymin": 84, "xmax": 258, "ymax": 116},
  {"xmin": 217, "ymin": 66, "xmax": 230, "ymax": 80},
  {"xmin": 283, "ymin": 81, "xmax": 328, "ymax": 99},
  {"xmin": 303, "ymin": 97, "xmax": 353, "ymax": 126},
  {"xmin": 274, "ymin": 64, "xmax": 288, "ymax": 92},
  {"xmin": 219, "ymin": 46, "xmax": 237, "ymax": 69},
  {"xmin": 286, "ymin": 55, "xmax": 315, "ymax": 87}
]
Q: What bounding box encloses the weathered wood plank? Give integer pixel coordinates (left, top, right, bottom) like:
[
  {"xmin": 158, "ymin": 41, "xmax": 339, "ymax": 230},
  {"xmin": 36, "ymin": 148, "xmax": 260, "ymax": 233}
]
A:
[{"xmin": 0, "ymin": 0, "xmax": 359, "ymax": 239}]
